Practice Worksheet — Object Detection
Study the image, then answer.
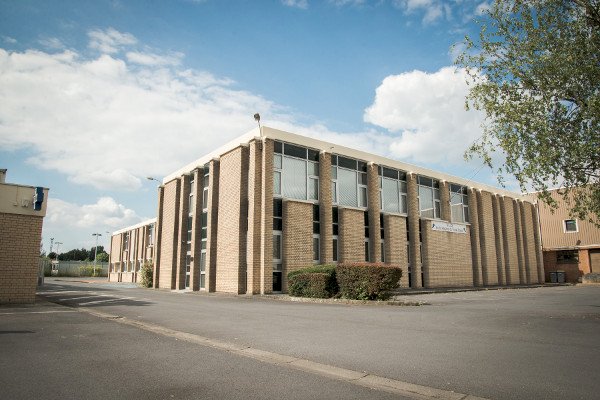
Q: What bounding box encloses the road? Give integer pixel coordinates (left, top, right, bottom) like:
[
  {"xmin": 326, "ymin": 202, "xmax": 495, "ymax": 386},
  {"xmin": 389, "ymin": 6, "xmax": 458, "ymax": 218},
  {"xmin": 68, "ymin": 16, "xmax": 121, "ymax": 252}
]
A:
[{"xmin": 2, "ymin": 279, "xmax": 599, "ymax": 399}]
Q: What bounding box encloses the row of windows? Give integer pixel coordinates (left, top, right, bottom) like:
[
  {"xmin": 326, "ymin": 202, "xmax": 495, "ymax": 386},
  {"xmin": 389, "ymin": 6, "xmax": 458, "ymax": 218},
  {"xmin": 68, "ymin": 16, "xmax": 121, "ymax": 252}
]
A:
[{"xmin": 272, "ymin": 142, "xmax": 470, "ymax": 223}]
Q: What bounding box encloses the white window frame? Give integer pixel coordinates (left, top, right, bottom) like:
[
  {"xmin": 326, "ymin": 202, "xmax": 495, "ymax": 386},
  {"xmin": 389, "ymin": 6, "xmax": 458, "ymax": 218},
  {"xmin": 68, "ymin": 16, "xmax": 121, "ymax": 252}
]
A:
[
  {"xmin": 332, "ymin": 235, "xmax": 339, "ymax": 263},
  {"xmin": 449, "ymin": 184, "xmax": 469, "ymax": 223},
  {"xmin": 202, "ymin": 167, "xmax": 210, "ymax": 212},
  {"xmin": 379, "ymin": 174, "xmax": 407, "ymax": 215},
  {"xmin": 564, "ymin": 219, "xmax": 579, "ymax": 233},
  {"xmin": 417, "ymin": 176, "xmax": 441, "ymax": 219},
  {"xmin": 313, "ymin": 234, "xmax": 320, "ymax": 264},
  {"xmin": 274, "ymin": 143, "xmax": 320, "ymax": 202}
]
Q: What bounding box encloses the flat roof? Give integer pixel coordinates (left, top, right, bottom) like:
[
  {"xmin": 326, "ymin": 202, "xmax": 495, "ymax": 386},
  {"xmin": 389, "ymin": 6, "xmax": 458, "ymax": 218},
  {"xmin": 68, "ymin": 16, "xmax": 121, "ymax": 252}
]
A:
[
  {"xmin": 163, "ymin": 126, "xmax": 525, "ymax": 199},
  {"xmin": 112, "ymin": 218, "xmax": 156, "ymax": 236}
]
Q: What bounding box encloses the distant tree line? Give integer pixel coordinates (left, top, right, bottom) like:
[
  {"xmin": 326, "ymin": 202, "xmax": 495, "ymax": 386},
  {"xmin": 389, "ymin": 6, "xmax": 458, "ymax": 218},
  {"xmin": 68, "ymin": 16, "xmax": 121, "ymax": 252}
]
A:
[{"xmin": 48, "ymin": 246, "xmax": 109, "ymax": 262}]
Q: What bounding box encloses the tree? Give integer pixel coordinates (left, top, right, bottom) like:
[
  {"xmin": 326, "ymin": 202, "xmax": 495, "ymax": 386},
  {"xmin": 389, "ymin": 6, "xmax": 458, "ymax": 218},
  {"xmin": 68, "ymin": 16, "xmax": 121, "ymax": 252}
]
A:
[
  {"xmin": 96, "ymin": 252, "xmax": 109, "ymax": 262},
  {"xmin": 456, "ymin": 0, "xmax": 600, "ymax": 225}
]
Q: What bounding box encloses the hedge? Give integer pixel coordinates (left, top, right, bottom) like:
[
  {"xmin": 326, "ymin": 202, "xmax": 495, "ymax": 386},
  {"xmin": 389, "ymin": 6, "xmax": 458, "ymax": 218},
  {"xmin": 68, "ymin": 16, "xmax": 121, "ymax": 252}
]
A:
[
  {"xmin": 139, "ymin": 261, "xmax": 153, "ymax": 288},
  {"xmin": 288, "ymin": 264, "xmax": 337, "ymax": 298},
  {"xmin": 336, "ymin": 263, "xmax": 402, "ymax": 300}
]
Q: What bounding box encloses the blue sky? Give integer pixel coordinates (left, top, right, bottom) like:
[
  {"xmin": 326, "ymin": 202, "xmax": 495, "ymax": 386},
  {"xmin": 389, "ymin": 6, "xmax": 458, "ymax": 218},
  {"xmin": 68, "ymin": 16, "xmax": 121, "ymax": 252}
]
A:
[{"xmin": 0, "ymin": 0, "xmax": 499, "ymax": 253}]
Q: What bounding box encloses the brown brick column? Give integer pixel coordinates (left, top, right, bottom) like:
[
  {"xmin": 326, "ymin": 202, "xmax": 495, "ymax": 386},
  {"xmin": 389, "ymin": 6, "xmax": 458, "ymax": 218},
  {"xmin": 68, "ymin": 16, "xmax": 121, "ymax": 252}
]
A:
[
  {"xmin": 468, "ymin": 188, "xmax": 483, "ymax": 286},
  {"xmin": 384, "ymin": 214, "xmax": 408, "ymax": 287},
  {"xmin": 339, "ymin": 208, "xmax": 364, "ymax": 262},
  {"xmin": 440, "ymin": 181, "xmax": 451, "ymax": 221},
  {"xmin": 492, "ymin": 194, "xmax": 506, "ymax": 285},
  {"xmin": 519, "ymin": 200, "xmax": 534, "ymax": 284},
  {"xmin": 206, "ymin": 159, "xmax": 220, "ymax": 292},
  {"xmin": 407, "ymin": 173, "xmax": 422, "ymax": 288},
  {"xmin": 260, "ymin": 139, "xmax": 274, "ymax": 294},
  {"xmin": 283, "ymin": 200, "xmax": 313, "ymax": 292},
  {"xmin": 159, "ymin": 179, "xmax": 181, "ymax": 290},
  {"xmin": 477, "ymin": 190, "xmax": 498, "ymax": 285},
  {"xmin": 176, "ymin": 174, "xmax": 190, "ymax": 290},
  {"xmin": 513, "ymin": 199, "xmax": 526, "ymax": 284},
  {"xmin": 531, "ymin": 202, "xmax": 545, "ymax": 284},
  {"xmin": 367, "ymin": 162, "xmax": 381, "ymax": 262},
  {"xmin": 190, "ymin": 168, "xmax": 202, "ymax": 291},
  {"xmin": 319, "ymin": 151, "xmax": 333, "ymax": 264},
  {"xmin": 500, "ymin": 196, "xmax": 518, "ymax": 284},
  {"xmin": 246, "ymin": 139, "xmax": 263, "ymax": 294},
  {"xmin": 153, "ymin": 185, "xmax": 163, "ymax": 289}
]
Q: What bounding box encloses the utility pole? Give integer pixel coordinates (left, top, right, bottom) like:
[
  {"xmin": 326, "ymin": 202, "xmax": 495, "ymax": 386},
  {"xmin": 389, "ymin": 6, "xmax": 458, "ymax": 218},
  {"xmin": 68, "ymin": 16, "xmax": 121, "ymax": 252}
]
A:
[{"xmin": 92, "ymin": 233, "xmax": 102, "ymax": 276}]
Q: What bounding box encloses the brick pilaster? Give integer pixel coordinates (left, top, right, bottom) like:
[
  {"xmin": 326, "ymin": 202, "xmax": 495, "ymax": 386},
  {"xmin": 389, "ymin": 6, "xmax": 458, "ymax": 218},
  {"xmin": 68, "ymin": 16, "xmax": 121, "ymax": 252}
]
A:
[
  {"xmin": 440, "ymin": 181, "xmax": 451, "ymax": 221},
  {"xmin": 407, "ymin": 173, "xmax": 422, "ymax": 288},
  {"xmin": 260, "ymin": 139, "xmax": 274, "ymax": 294},
  {"xmin": 319, "ymin": 151, "xmax": 333, "ymax": 263},
  {"xmin": 176, "ymin": 174, "xmax": 190, "ymax": 290},
  {"xmin": 153, "ymin": 185, "xmax": 164, "ymax": 289},
  {"xmin": 492, "ymin": 194, "xmax": 506, "ymax": 285},
  {"xmin": 190, "ymin": 168, "xmax": 202, "ymax": 291},
  {"xmin": 206, "ymin": 159, "xmax": 220, "ymax": 292},
  {"xmin": 468, "ymin": 188, "xmax": 483, "ymax": 286},
  {"xmin": 246, "ymin": 139, "xmax": 263, "ymax": 294},
  {"xmin": 367, "ymin": 162, "xmax": 381, "ymax": 262}
]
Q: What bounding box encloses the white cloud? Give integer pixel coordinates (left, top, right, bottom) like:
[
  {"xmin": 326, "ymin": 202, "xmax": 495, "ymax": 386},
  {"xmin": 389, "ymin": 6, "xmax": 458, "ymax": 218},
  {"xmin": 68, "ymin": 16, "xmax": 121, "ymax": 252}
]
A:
[
  {"xmin": 2, "ymin": 36, "xmax": 17, "ymax": 44},
  {"xmin": 0, "ymin": 28, "xmax": 282, "ymax": 191},
  {"xmin": 330, "ymin": 0, "xmax": 365, "ymax": 6},
  {"xmin": 43, "ymin": 197, "xmax": 145, "ymax": 250},
  {"xmin": 87, "ymin": 27, "xmax": 137, "ymax": 53},
  {"xmin": 282, "ymin": 0, "xmax": 309, "ymax": 9},
  {"xmin": 126, "ymin": 51, "xmax": 183, "ymax": 66},
  {"xmin": 363, "ymin": 66, "xmax": 484, "ymax": 165},
  {"xmin": 38, "ymin": 37, "xmax": 65, "ymax": 50},
  {"xmin": 393, "ymin": 0, "xmax": 452, "ymax": 23}
]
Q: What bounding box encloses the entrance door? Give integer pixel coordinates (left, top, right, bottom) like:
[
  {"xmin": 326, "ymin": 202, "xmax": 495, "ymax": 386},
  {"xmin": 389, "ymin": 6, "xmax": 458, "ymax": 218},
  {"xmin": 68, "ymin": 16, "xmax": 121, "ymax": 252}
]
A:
[{"xmin": 590, "ymin": 250, "xmax": 600, "ymax": 273}]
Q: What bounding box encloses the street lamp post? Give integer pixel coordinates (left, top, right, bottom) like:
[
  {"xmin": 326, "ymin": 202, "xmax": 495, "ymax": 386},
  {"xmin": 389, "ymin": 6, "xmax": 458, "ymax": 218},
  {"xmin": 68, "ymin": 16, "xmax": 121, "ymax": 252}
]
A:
[{"xmin": 92, "ymin": 233, "xmax": 102, "ymax": 276}]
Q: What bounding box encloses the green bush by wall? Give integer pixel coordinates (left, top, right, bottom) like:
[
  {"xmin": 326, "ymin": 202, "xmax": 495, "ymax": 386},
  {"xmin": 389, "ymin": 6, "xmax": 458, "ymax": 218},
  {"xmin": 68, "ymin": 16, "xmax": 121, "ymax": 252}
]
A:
[
  {"xmin": 287, "ymin": 264, "xmax": 337, "ymax": 298},
  {"xmin": 336, "ymin": 263, "xmax": 402, "ymax": 300}
]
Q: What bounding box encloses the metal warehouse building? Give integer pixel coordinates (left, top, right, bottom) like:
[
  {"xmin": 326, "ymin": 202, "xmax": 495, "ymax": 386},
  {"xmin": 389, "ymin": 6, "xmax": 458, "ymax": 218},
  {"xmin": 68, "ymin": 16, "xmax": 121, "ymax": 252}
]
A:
[{"xmin": 115, "ymin": 126, "xmax": 545, "ymax": 294}]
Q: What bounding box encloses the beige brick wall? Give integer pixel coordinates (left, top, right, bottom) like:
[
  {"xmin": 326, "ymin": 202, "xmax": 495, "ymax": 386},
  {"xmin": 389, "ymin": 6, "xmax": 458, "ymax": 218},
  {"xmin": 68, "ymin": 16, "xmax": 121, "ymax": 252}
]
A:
[
  {"xmin": 500, "ymin": 196, "xmax": 520, "ymax": 285},
  {"xmin": 260, "ymin": 139, "xmax": 274, "ymax": 294},
  {"xmin": 468, "ymin": 188, "xmax": 483, "ymax": 286},
  {"xmin": 339, "ymin": 207, "xmax": 365, "ymax": 262},
  {"xmin": 153, "ymin": 186, "xmax": 164, "ymax": 288},
  {"xmin": 422, "ymin": 219, "xmax": 473, "ymax": 288},
  {"xmin": 384, "ymin": 214, "xmax": 409, "ymax": 287},
  {"xmin": 477, "ymin": 191, "xmax": 499, "ymax": 285},
  {"xmin": 206, "ymin": 159, "xmax": 220, "ymax": 292},
  {"xmin": 158, "ymin": 179, "xmax": 180, "ymax": 290},
  {"xmin": 530, "ymin": 202, "xmax": 545, "ymax": 283},
  {"xmin": 0, "ymin": 213, "xmax": 43, "ymax": 304},
  {"xmin": 440, "ymin": 181, "xmax": 451, "ymax": 221},
  {"xmin": 367, "ymin": 163, "xmax": 381, "ymax": 262},
  {"xmin": 216, "ymin": 146, "xmax": 248, "ymax": 294},
  {"xmin": 282, "ymin": 200, "xmax": 313, "ymax": 292},
  {"xmin": 491, "ymin": 194, "xmax": 506, "ymax": 285},
  {"xmin": 246, "ymin": 140, "xmax": 263, "ymax": 294},
  {"xmin": 520, "ymin": 201, "xmax": 539, "ymax": 284},
  {"xmin": 513, "ymin": 200, "xmax": 526, "ymax": 284},
  {"xmin": 407, "ymin": 173, "xmax": 422, "ymax": 287},
  {"xmin": 319, "ymin": 151, "xmax": 333, "ymax": 263}
]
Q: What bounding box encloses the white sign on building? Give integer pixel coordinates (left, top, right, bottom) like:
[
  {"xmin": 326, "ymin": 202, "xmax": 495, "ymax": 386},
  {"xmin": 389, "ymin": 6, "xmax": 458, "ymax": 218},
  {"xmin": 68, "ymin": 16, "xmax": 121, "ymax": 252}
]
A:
[{"xmin": 431, "ymin": 221, "xmax": 468, "ymax": 234}]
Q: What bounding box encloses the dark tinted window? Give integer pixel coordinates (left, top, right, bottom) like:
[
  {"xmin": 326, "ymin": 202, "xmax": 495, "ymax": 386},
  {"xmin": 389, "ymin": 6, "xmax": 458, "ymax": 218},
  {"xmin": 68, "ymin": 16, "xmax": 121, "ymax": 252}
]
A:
[
  {"xmin": 357, "ymin": 161, "xmax": 367, "ymax": 172},
  {"xmin": 332, "ymin": 207, "xmax": 338, "ymax": 223},
  {"xmin": 273, "ymin": 219, "xmax": 283, "ymax": 231},
  {"xmin": 274, "ymin": 141, "xmax": 283, "ymax": 154},
  {"xmin": 273, "ymin": 199, "xmax": 283, "ymax": 218},
  {"xmin": 307, "ymin": 149, "xmax": 319, "ymax": 161},
  {"xmin": 331, "ymin": 154, "xmax": 337, "ymax": 166},
  {"xmin": 382, "ymin": 167, "xmax": 398, "ymax": 179},
  {"xmin": 313, "ymin": 204, "xmax": 320, "ymax": 221},
  {"xmin": 338, "ymin": 156, "xmax": 357, "ymax": 170},
  {"xmin": 284, "ymin": 143, "xmax": 306, "ymax": 159},
  {"xmin": 313, "ymin": 222, "xmax": 320, "ymax": 234}
]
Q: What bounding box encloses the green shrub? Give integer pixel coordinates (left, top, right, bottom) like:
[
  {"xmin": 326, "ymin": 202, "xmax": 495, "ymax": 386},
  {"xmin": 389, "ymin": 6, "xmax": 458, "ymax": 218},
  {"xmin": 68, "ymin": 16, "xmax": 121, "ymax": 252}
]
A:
[
  {"xmin": 139, "ymin": 261, "xmax": 154, "ymax": 288},
  {"xmin": 288, "ymin": 264, "xmax": 337, "ymax": 298},
  {"xmin": 79, "ymin": 264, "xmax": 102, "ymax": 277},
  {"xmin": 336, "ymin": 263, "xmax": 402, "ymax": 300}
]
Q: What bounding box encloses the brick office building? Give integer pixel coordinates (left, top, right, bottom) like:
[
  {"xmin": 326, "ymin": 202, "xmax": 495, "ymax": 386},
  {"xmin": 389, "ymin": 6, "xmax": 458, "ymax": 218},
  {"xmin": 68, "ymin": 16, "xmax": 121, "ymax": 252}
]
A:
[
  {"xmin": 528, "ymin": 189, "xmax": 600, "ymax": 283},
  {"xmin": 108, "ymin": 218, "xmax": 155, "ymax": 284},
  {"xmin": 0, "ymin": 169, "xmax": 48, "ymax": 303},
  {"xmin": 148, "ymin": 127, "xmax": 544, "ymax": 294}
]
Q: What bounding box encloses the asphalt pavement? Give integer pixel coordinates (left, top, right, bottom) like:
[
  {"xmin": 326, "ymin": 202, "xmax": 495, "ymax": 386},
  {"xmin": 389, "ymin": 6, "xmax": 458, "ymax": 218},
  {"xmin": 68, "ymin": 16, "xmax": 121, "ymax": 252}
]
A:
[{"xmin": 2, "ymin": 279, "xmax": 599, "ymax": 399}]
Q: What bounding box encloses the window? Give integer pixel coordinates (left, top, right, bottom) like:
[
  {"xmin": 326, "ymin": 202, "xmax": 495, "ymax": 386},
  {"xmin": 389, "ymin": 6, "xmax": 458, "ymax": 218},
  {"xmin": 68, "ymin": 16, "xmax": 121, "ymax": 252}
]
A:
[
  {"xmin": 189, "ymin": 177, "xmax": 195, "ymax": 214},
  {"xmin": 274, "ymin": 141, "xmax": 319, "ymax": 202},
  {"xmin": 379, "ymin": 166, "xmax": 407, "ymax": 214},
  {"xmin": 147, "ymin": 224, "xmax": 154, "ymax": 246},
  {"xmin": 331, "ymin": 155, "xmax": 368, "ymax": 208},
  {"xmin": 450, "ymin": 184, "xmax": 469, "ymax": 223},
  {"xmin": 123, "ymin": 232, "xmax": 130, "ymax": 252},
  {"xmin": 364, "ymin": 211, "xmax": 370, "ymax": 262},
  {"xmin": 202, "ymin": 164, "xmax": 210, "ymax": 211},
  {"xmin": 557, "ymin": 250, "xmax": 578, "ymax": 263},
  {"xmin": 200, "ymin": 211, "xmax": 208, "ymax": 289},
  {"xmin": 564, "ymin": 219, "xmax": 578, "ymax": 233},
  {"xmin": 313, "ymin": 204, "xmax": 320, "ymax": 263},
  {"xmin": 332, "ymin": 207, "xmax": 339, "ymax": 262},
  {"xmin": 380, "ymin": 214, "xmax": 385, "ymax": 263},
  {"xmin": 272, "ymin": 198, "xmax": 283, "ymax": 292},
  {"xmin": 417, "ymin": 176, "xmax": 440, "ymax": 219}
]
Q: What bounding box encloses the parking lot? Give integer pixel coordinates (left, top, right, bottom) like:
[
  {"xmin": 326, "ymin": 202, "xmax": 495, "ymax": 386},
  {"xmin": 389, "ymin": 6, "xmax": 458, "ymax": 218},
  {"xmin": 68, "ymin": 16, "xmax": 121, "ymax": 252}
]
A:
[{"xmin": 2, "ymin": 279, "xmax": 599, "ymax": 399}]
